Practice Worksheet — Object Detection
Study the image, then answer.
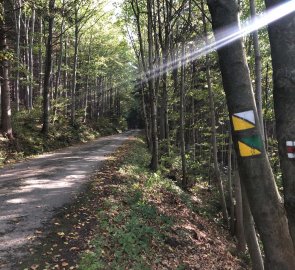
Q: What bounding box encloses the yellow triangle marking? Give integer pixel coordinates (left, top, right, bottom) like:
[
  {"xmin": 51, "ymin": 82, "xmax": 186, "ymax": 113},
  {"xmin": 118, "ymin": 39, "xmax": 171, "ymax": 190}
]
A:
[
  {"xmin": 238, "ymin": 141, "xmax": 261, "ymax": 157},
  {"xmin": 232, "ymin": 116, "xmax": 255, "ymax": 131}
]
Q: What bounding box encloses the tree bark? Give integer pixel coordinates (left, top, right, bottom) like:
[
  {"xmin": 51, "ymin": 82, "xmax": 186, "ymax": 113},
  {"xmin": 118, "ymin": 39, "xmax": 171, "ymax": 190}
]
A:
[
  {"xmin": 41, "ymin": 0, "xmax": 55, "ymax": 134},
  {"xmin": 249, "ymin": 0, "xmax": 264, "ymax": 138},
  {"xmin": 147, "ymin": 0, "xmax": 159, "ymax": 171},
  {"xmin": 234, "ymin": 170, "xmax": 246, "ymax": 253},
  {"xmin": 264, "ymin": 0, "xmax": 295, "ymax": 246},
  {"xmin": 38, "ymin": 17, "xmax": 43, "ymax": 96},
  {"xmin": 207, "ymin": 0, "xmax": 295, "ymax": 268},
  {"xmin": 180, "ymin": 44, "xmax": 187, "ymax": 188},
  {"xmin": 0, "ymin": 4, "xmax": 13, "ymax": 139},
  {"xmin": 14, "ymin": 0, "xmax": 21, "ymax": 112},
  {"xmin": 241, "ymin": 180, "xmax": 264, "ymax": 270},
  {"xmin": 228, "ymin": 134, "xmax": 235, "ymax": 234},
  {"xmin": 71, "ymin": 4, "xmax": 79, "ymax": 125},
  {"xmin": 202, "ymin": 0, "xmax": 229, "ymax": 226},
  {"xmin": 28, "ymin": 5, "xmax": 35, "ymax": 109}
]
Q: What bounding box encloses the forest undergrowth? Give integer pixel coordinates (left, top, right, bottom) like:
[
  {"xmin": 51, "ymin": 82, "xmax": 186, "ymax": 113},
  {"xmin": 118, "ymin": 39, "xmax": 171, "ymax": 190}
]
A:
[
  {"xmin": 0, "ymin": 109, "xmax": 126, "ymax": 168},
  {"xmin": 18, "ymin": 135, "xmax": 248, "ymax": 270}
]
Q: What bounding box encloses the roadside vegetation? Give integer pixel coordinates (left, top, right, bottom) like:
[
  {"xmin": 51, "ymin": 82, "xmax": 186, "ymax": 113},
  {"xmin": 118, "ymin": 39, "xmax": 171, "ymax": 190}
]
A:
[
  {"xmin": 0, "ymin": 109, "xmax": 127, "ymax": 167},
  {"xmin": 19, "ymin": 136, "xmax": 247, "ymax": 270}
]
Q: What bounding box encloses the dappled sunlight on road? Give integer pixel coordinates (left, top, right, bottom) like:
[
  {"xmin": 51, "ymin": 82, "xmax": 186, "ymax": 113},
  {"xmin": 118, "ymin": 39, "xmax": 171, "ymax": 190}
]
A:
[{"xmin": 0, "ymin": 130, "xmax": 137, "ymax": 269}]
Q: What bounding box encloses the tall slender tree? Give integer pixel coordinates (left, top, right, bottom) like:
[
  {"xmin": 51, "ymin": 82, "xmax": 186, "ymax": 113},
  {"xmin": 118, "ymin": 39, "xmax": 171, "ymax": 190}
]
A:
[
  {"xmin": 265, "ymin": 0, "xmax": 295, "ymax": 245},
  {"xmin": 41, "ymin": 0, "xmax": 55, "ymax": 134},
  {"xmin": 0, "ymin": 0, "xmax": 13, "ymax": 139},
  {"xmin": 207, "ymin": 0, "xmax": 295, "ymax": 268}
]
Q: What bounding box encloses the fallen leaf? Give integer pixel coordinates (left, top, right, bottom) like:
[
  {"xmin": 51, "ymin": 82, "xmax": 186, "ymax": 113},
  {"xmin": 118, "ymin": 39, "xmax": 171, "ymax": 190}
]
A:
[{"xmin": 61, "ymin": 261, "xmax": 69, "ymax": 267}]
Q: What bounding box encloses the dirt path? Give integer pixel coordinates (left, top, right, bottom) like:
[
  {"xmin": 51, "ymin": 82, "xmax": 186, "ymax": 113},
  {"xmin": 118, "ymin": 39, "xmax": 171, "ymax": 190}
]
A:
[{"xmin": 0, "ymin": 130, "xmax": 138, "ymax": 269}]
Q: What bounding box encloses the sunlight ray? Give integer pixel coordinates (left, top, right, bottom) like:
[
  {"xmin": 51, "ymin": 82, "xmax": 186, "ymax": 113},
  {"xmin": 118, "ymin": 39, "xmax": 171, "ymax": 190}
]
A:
[{"xmin": 140, "ymin": 0, "xmax": 295, "ymax": 83}]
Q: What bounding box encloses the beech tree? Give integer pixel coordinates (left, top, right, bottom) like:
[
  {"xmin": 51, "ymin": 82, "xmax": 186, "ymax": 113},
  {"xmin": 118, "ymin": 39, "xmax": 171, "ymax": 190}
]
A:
[
  {"xmin": 0, "ymin": 0, "xmax": 13, "ymax": 139},
  {"xmin": 265, "ymin": 0, "xmax": 295, "ymax": 246},
  {"xmin": 41, "ymin": 0, "xmax": 55, "ymax": 134},
  {"xmin": 207, "ymin": 0, "xmax": 295, "ymax": 268}
]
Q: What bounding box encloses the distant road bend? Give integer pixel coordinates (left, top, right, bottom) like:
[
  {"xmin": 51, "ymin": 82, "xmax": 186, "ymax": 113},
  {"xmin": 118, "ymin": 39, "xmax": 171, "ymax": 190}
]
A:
[{"xmin": 0, "ymin": 130, "xmax": 138, "ymax": 269}]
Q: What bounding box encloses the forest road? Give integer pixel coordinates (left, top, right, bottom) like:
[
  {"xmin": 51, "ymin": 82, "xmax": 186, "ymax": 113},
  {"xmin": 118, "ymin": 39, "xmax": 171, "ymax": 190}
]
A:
[{"xmin": 0, "ymin": 130, "xmax": 139, "ymax": 269}]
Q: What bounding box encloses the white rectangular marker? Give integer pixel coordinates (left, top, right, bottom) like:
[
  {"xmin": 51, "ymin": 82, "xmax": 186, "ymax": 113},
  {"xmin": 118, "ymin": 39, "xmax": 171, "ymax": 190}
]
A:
[{"xmin": 286, "ymin": 141, "xmax": 295, "ymax": 159}]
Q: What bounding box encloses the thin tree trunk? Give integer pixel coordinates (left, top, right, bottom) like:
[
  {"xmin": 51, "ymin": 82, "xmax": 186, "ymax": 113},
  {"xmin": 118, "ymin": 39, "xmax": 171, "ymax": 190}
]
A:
[
  {"xmin": 234, "ymin": 170, "xmax": 246, "ymax": 253},
  {"xmin": 228, "ymin": 134, "xmax": 235, "ymax": 234},
  {"xmin": 202, "ymin": 0, "xmax": 229, "ymax": 226},
  {"xmin": 0, "ymin": 7, "xmax": 13, "ymax": 139},
  {"xmin": 241, "ymin": 180, "xmax": 264, "ymax": 270},
  {"xmin": 180, "ymin": 44, "xmax": 187, "ymax": 188},
  {"xmin": 249, "ymin": 0, "xmax": 264, "ymax": 139},
  {"xmin": 24, "ymin": 17, "xmax": 30, "ymax": 109},
  {"xmin": 147, "ymin": 0, "xmax": 158, "ymax": 171},
  {"xmin": 53, "ymin": 15, "xmax": 65, "ymax": 120},
  {"xmin": 38, "ymin": 17, "xmax": 43, "ymax": 96},
  {"xmin": 41, "ymin": 0, "xmax": 55, "ymax": 134},
  {"xmin": 71, "ymin": 4, "xmax": 79, "ymax": 125},
  {"xmin": 63, "ymin": 35, "xmax": 68, "ymax": 115},
  {"xmin": 28, "ymin": 6, "xmax": 35, "ymax": 109},
  {"xmin": 15, "ymin": 0, "xmax": 21, "ymax": 112},
  {"xmin": 140, "ymin": 81, "xmax": 151, "ymax": 148},
  {"xmin": 83, "ymin": 39, "xmax": 92, "ymax": 123},
  {"xmin": 263, "ymin": 63, "xmax": 270, "ymax": 150}
]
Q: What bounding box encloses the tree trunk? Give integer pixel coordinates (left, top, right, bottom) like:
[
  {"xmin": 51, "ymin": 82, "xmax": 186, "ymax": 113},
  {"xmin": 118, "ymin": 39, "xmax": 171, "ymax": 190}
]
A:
[
  {"xmin": 249, "ymin": 0, "xmax": 264, "ymax": 138},
  {"xmin": 28, "ymin": 6, "xmax": 35, "ymax": 109},
  {"xmin": 241, "ymin": 180, "xmax": 264, "ymax": 270},
  {"xmin": 140, "ymin": 81, "xmax": 151, "ymax": 148},
  {"xmin": 234, "ymin": 170, "xmax": 246, "ymax": 253},
  {"xmin": 180, "ymin": 44, "xmax": 187, "ymax": 188},
  {"xmin": 38, "ymin": 17, "xmax": 43, "ymax": 96},
  {"xmin": 24, "ymin": 17, "xmax": 30, "ymax": 109},
  {"xmin": 0, "ymin": 6, "xmax": 13, "ymax": 139},
  {"xmin": 71, "ymin": 4, "xmax": 79, "ymax": 125},
  {"xmin": 265, "ymin": 0, "xmax": 295, "ymax": 246},
  {"xmin": 207, "ymin": 0, "xmax": 295, "ymax": 268},
  {"xmin": 54, "ymin": 18, "xmax": 65, "ymax": 103},
  {"xmin": 63, "ymin": 35, "xmax": 68, "ymax": 115},
  {"xmin": 14, "ymin": 0, "xmax": 21, "ymax": 112},
  {"xmin": 202, "ymin": 0, "xmax": 229, "ymax": 226},
  {"xmin": 41, "ymin": 0, "xmax": 55, "ymax": 134},
  {"xmin": 147, "ymin": 0, "xmax": 159, "ymax": 171},
  {"xmin": 228, "ymin": 134, "xmax": 235, "ymax": 234}
]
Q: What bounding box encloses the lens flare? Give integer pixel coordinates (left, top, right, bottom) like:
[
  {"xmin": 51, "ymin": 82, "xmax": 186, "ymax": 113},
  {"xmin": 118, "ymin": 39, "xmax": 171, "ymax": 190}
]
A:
[{"xmin": 142, "ymin": 0, "xmax": 295, "ymax": 83}]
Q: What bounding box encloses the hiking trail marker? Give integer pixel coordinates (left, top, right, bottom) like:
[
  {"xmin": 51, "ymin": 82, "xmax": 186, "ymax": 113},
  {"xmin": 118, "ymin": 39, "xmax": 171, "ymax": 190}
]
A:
[
  {"xmin": 232, "ymin": 110, "xmax": 255, "ymax": 131},
  {"xmin": 238, "ymin": 135, "xmax": 262, "ymax": 157},
  {"xmin": 286, "ymin": 141, "xmax": 295, "ymax": 159}
]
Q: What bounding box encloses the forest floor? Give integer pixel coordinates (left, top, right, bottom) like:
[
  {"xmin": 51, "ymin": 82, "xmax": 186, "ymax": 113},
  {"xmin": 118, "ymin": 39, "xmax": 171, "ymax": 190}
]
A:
[{"xmin": 15, "ymin": 136, "xmax": 248, "ymax": 270}]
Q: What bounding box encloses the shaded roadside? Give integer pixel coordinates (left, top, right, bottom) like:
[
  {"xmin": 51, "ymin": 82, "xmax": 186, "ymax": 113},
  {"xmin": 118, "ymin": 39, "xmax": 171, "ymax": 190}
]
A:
[
  {"xmin": 0, "ymin": 130, "xmax": 138, "ymax": 269},
  {"xmin": 19, "ymin": 136, "xmax": 247, "ymax": 270}
]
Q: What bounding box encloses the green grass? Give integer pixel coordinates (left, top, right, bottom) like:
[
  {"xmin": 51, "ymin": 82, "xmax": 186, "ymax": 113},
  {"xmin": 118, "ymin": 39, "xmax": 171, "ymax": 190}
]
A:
[{"xmin": 79, "ymin": 139, "xmax": 176, "ymax": 269}]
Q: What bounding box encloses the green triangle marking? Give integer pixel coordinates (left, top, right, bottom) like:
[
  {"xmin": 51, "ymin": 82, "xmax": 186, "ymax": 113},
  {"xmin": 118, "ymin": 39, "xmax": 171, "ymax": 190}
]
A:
[{"xmin": 240, "ymin": 135, "xmax": 263, "ymax": 150}]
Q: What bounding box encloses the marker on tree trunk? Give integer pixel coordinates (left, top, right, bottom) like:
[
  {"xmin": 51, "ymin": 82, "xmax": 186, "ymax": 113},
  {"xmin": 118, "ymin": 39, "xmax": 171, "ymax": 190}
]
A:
[
  {"xmin": 232, "ymin": 110, "xmax": 255, "ymax": 131},
  {"xmin": 286, "ymin": 141, "xmax": 295, "ymax": 159},
  {"xmin": 238, "ymin": 135, "xmax": 262, "ymax": 157}
]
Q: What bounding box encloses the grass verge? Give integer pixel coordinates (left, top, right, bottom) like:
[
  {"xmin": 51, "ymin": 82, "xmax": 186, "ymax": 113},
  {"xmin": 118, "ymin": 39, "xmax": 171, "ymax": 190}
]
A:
[{"xmin": 19, "ymin": 136, "xmax": 247, "ymax": 270}]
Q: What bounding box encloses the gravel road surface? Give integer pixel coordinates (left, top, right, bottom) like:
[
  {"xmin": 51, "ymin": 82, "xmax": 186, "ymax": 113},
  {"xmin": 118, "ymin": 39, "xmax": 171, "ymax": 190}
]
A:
[{"xmin": 0, "ymin": 130, "xmax": 137, "ymax": 269}]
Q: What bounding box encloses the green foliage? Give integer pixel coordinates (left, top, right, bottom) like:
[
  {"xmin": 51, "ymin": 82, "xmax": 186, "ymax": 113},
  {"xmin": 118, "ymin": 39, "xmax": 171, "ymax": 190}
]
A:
[
  {"xmin": 1, "ymin": 106, "xmax": 129, "ymax": 166},
  {"xmin": 79, "ymin": 138, "xmax": 177, "ymax": 269}
]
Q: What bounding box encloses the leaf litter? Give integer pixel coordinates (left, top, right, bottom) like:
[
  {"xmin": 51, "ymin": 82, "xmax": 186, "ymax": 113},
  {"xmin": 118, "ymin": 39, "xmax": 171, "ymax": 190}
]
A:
[{"xmin": 19, "ymin": 136, "xmax": 248, "ymax": 270}]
